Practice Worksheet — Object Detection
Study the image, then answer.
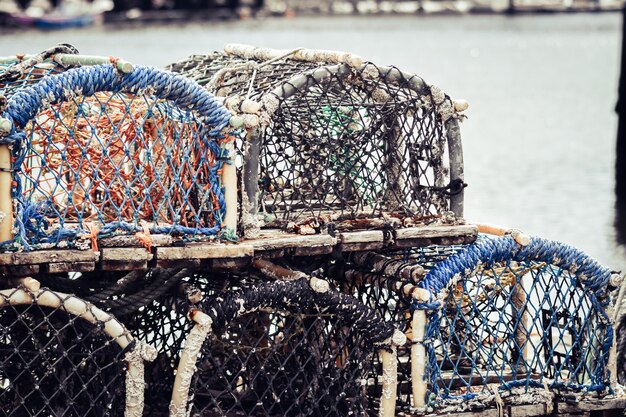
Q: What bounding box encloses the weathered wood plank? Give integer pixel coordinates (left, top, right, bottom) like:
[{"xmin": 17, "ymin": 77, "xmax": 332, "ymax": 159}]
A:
[
  {"xmin": 101, "ymin": 248, "xmax": 153, "ymax": 262},
  {"xmin": 250, "ymin": 234, "xmax": 336, "ymax": 252},
  {"xmin": 44, "ymin": 261, "xmax": 95, "ymax": 274},
  {"xmin": 558, "ymin": 398, "xmax": 626, "ymax": 413},
  {"xmin": 157, "ymin": 244, "xmax": 253, "ymax": 260},
  {"xmin": 340, "ymin": 230, "xmax": 384, "ymax": 244},
  {"xmin": 0, "ymin": 250, "xmax": 97, "ymax": 266},
  {"xmin": 394, "ymin": 224, "xmax": 478, "ymax": 240},
  {"xmin": 100, "ymin": 248, "xmax": 153, "ymax": 271},
  {"xmin": 99, "ymin": 234, "xmax": 174, "ymax": 248},
  {"xmin": 293, "ymin": 245, "xmax": 334, "ymax": 256},
  {"xmin": 340, "ymin": 230, "xmax": 384, "ymax": 252}
]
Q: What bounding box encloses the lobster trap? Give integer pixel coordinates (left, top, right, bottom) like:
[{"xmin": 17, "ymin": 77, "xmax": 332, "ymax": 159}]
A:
[
  {"xmin": 0, "ymin": 55, "xmax": 234, "ymax": 250},
  {"xmin": 168, "ymin": 44, "xmax": 468, "ymax": 234}
]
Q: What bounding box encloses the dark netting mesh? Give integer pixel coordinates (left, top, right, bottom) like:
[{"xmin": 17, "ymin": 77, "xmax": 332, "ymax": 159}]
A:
[
  {"xmin": 260, "ymin": 64, "xmax": 452, "ymax": 224},
  {"xmin": 167, "ymin": 46, "xmax": 464, "ymax": 230},
  {"xmin": 185, "ymin": 277, "xmax": 396, "ymax": 417},
  {"xmin": 118, "ymin": 269, "xmax": 271, "ymax": 417},
  {"xmin": 0, "ymin": 287, "xmax": 132, "ymax": 417},
  {"xmin": 37, "ymin": 267, "xmax": 275, "ymax": 416}
]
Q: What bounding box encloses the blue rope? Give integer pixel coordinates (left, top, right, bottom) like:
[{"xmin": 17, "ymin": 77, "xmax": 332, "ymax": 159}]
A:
[
  {"xmin": 420, "ymin": 235, "xmax": 612, "ymax": 304},
  {"xmin": 3, "ymin": 65, "xmax": 232, "ymax": 134}
]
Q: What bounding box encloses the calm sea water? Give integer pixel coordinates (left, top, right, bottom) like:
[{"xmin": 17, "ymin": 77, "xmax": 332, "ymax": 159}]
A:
[{"xmin": 0, "ymin": 13, "xmax": 623, "ymax": 270}]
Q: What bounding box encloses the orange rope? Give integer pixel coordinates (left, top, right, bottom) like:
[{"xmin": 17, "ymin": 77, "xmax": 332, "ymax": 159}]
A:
[
  {"xmin": 135, "ymin": 221, "xmax": 152, "ymax": 253},
  {"xmin": 22, "ymin": 92, "xmax": 221, "ymax": 229},
  {"xmin": 80, "ymin": 221, "xmax": 100, "ymax": 252}
]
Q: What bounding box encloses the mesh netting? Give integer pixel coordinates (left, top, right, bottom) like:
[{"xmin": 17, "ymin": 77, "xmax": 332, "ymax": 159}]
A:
[
  {"xmin": 419, "ymin": 236, "xmax": 616, "ymax": 407},
  {"xmin": 168, "ymin": 46, "xmax": 465, "ymax": 230},
  {"xmin": 188, "ymin": 277, "xmax": 396, "ymax": 417},
  {"xmin": 1, "ymin": 64, "xmax": 234, "ymax": 250},
  {"xmin": 0, "ymin": 286, "xmax": 140, "ymax": 417},
  {"xmin": 118, "ymin": 269, "xmax": 270, "ymax": 417}
]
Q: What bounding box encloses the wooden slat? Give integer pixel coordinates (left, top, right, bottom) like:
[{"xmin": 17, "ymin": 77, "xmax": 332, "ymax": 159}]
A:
[
  {"xmin": 99, "ymin": 234, "xmax": 174, "ymax": 248},
  {"xmin": 293, "ymin": 245, "xmax": 334, "ymax": 256},
  {"xmin": 100, "ymin": 248, "xmax": 153, "ymax": 272},
  {"xmin": 250, "ymin": 233, "xmax": 336, "ymax": 252},
  {"xmin": 339, "ymin": 230, "xmax": 384, "ymax": 252},
  {"xmin": 101, "ymin": 248, "xmax": 153, "ymax": 262},
  {"xmin": 44, "ymin": 261, "xmax": 95, "ymax": 274},
  {"xmin": 157, "ymin": 243, "xmax": 253, "ymax": 260},
  {"xmin": 558, "ymin": 398, "xmax": 626, "ymax": 413},
  {"xmin": 0, "ymin": 250, "xmax": 97, "ymax": 265},
  {"xmin": 394, "ymin": 224, "xmax": 478, "ymax": 240}
]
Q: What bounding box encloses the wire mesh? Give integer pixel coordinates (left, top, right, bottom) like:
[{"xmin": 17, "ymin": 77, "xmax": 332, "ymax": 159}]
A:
[{"xmin": 0, "ymin": 287, "xmax": 133, "ymax": 417}]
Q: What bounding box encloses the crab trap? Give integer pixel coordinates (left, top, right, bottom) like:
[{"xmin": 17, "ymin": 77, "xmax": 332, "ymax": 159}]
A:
[{"xmin": 0, "ymin": 44, "xmax": 623, "ymax": 417}]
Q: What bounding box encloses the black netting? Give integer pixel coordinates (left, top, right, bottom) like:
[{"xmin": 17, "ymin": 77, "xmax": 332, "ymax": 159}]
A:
[
  {"xmin": 188, "ymin": 277, "xmax": 395, "ymax": 417},
  {"xmin": 261, "ymin": 65, "xmax": 450, "ymax": 224},
  {"xmin": 0, "ymin": 288, "xmax": 130, "ymax": 417},
  {"xmin": 190, "ymin": 310, "xmax": 377, "ymax": 416},
  {"xmin": 168, "ymin": 48, "xmax": 462, "ymax": 230}
]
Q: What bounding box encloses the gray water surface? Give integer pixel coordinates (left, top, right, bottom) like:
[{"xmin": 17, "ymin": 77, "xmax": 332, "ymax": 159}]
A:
[{"xmin": 1, "ymin": 13, "xmax": 622, "ymax": 270}]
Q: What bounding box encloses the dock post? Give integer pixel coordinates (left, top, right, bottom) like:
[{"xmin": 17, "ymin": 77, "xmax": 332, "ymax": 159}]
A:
[{"xmin": 617, "ymin": 5, "xmax": 626, "ymax": 242}]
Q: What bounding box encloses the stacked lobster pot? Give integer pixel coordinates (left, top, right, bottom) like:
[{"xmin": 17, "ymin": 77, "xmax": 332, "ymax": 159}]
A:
[{"xmin": 0, "ymin": 43, "xmax": 622, "ymax": 417}]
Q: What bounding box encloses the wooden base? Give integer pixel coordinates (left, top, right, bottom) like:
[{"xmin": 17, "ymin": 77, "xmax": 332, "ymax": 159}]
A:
[
  {"xmin": 418, "ymin": 397, "xmax": 626, "ymax": 417},
  {"xmin": 0, "ymin": 224, "xmax": 477, "ymax": 276}
]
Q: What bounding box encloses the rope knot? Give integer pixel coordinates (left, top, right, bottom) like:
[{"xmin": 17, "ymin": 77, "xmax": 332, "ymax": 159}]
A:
[{"xmin": 80, "ymin": 222, "xmax": 100, "ymax": 252}]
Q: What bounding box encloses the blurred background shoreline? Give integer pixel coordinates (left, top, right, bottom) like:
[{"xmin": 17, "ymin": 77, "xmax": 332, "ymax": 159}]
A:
[{"xmin": 0, "ymin": 0, "xmax": 623, "ymax": 30}]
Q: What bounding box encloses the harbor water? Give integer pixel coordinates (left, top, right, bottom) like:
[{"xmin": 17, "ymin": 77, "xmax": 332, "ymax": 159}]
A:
[{"xmin": 0, "ymin": 12, "xmax": 622, "ymax": 270}]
